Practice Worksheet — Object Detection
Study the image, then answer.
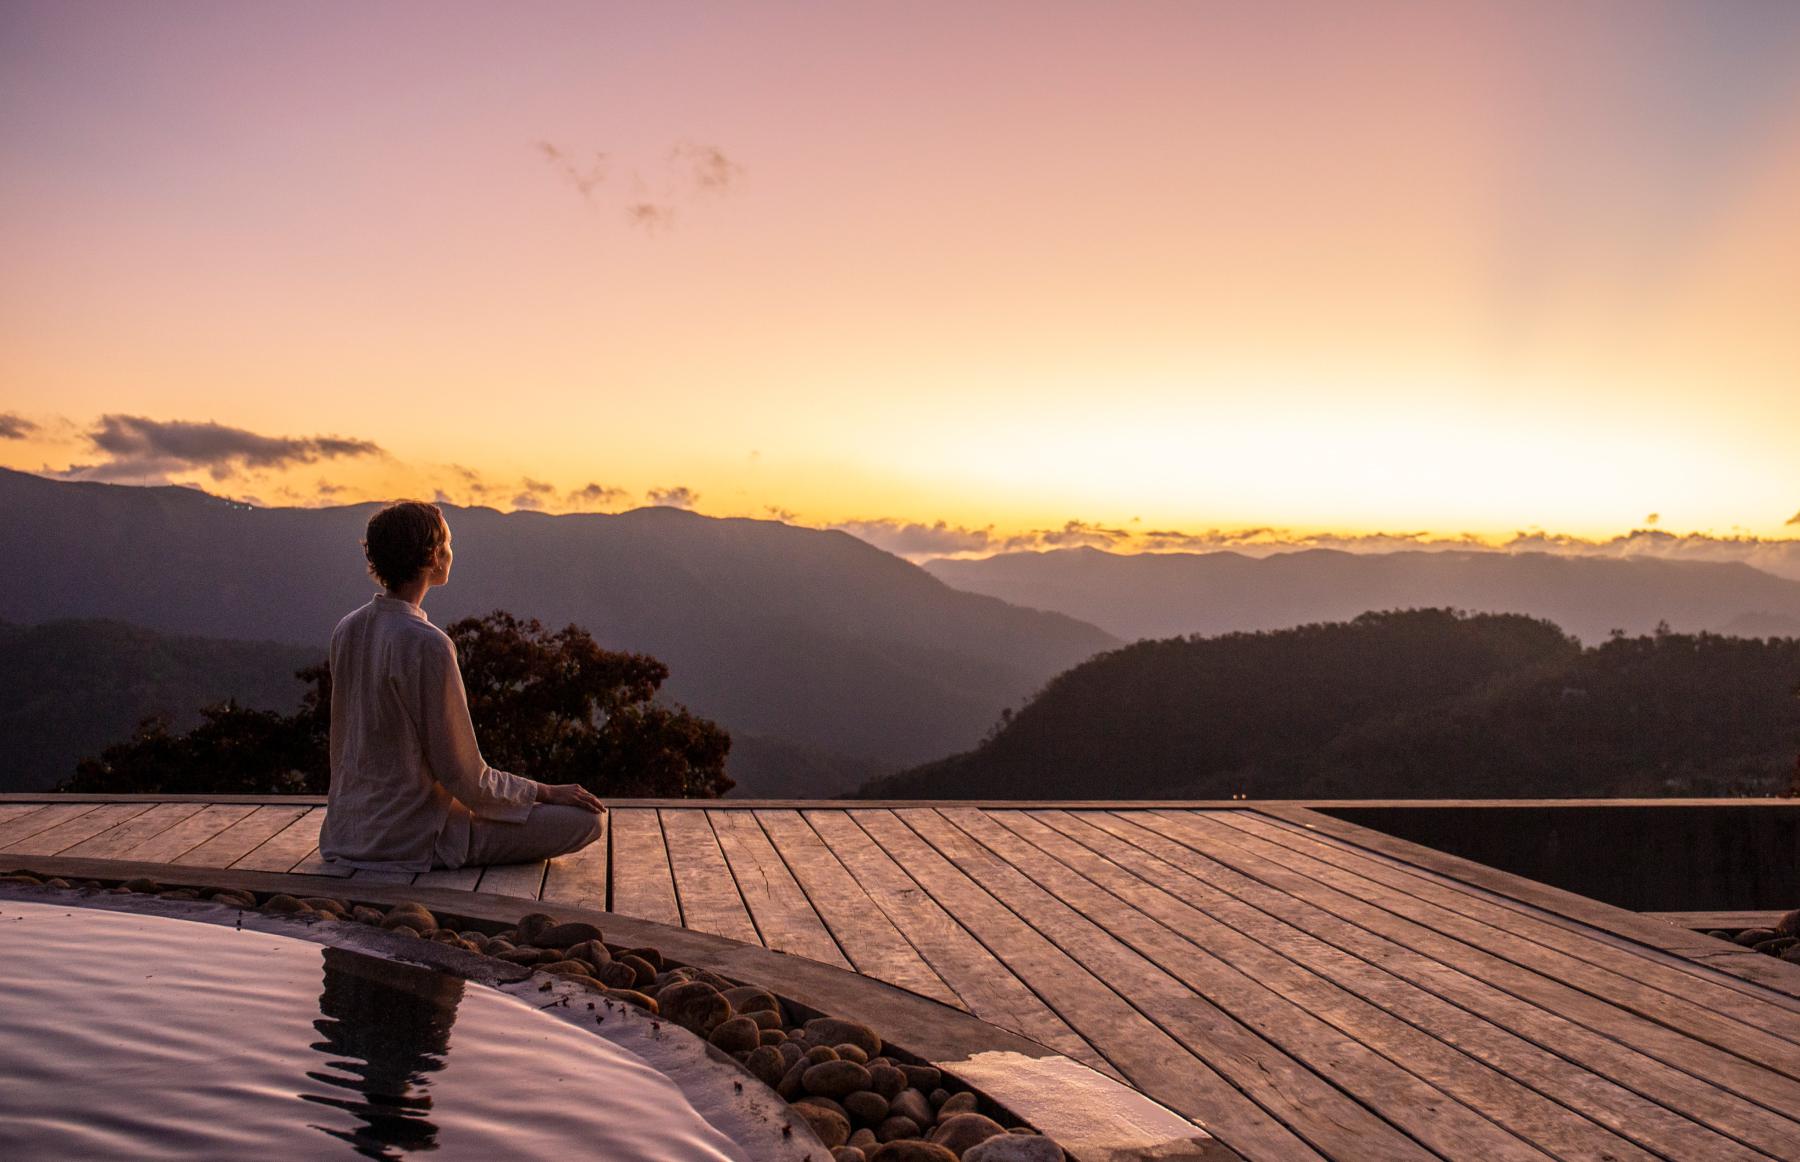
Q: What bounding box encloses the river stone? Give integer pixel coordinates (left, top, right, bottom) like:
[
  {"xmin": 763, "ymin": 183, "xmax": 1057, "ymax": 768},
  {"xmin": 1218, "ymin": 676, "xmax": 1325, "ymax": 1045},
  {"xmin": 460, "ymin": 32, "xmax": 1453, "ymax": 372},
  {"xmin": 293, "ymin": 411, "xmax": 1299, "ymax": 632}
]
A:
[
  {"xmin": 929, "ymin": 1112, "xmax": 1008, "ymax": 1154},
  {"xmin": 351, "ymin": 905, "xmax": 384, "ymax": 924},
  {"xmin": 495, "ymin": 946, "xmax": 560, "ymax": 966},
  {"xmin": 870, "ymin": 1142, "xmax": 956, "ymax": 1162},
  {"xmin": 390, "ymin": 923, "xmax": 423, "ymax": 937},
  {"xmin": 963, "ymin": 1135, "xmax": 1065, "ymax": 1162},
  {"xmin": 849, "ymin": 1128, "xmax": 879, "ymax": 1150},
  {"xmin": 806, "ymin": 1045, "xmax": 842, "ymax": 1065},
  {"xmin": 1783, "ymin": 944, "xmax": 1800, "ymax": 964},
  {"xmin": 44, "ymin": 877, "xmax": 71, "ymax": 889},
  {"xmin": 868, "ymin": 1064, "xmax": 907, "ymax": 1100},
  {"xmin": 778, "ymin": 1061, "xmax": 810, "ymax": 1100},
  {"xmin": 1755, "ymin": 936, "xmax": 1798, "ymax": 956},
  {"xmin": 598, "ymin": 960, "xmax": 639, "ymax": 989},
  {"xmin": 158, "ymin": 889, "xmax": 201, "ymax": 900},
  {"xmin": 121, "ymin": 877, "xmax": 162, "ymax": 893},
  {"xmin": 723, "ymin": 985, "xmax": 780, "ymax": 1014},
  {"xmin": 929, "ymin": 1087, "xmax": 950, "ymax": 1109},
  {"xmin": 711, "ymin": 1016, "xmax": 762, "ymax": 1054},
  {"xmin": 264, "ymin": 893, "xmax": 311, "ymax": 915},
  {"xmin": 843, "ymin": 1090, "xmax": 890, "ymax": 1123},
  {"xmin": 1773, "ymin": 909, "xmax": 1800, "ymax": 937},
  {"xmin": 535, "ymin": 921, "xmax": 605, "ymax": 949},
  {"xmin": 618, "ymin": 954, "xmax": 657, "ymax": 989},
  {"xmin": 835, "ymin": 1044, "xmax": 870, "ymax": 1065},
  {"xmin": 602, "ymin": 988, "xmax": 658, "ymax": 1012},
  {"xmin": 382, "ymin": 903, "xmax": 436, "ymax": 930},
  {"xmin": 805, "ymin": 1017, "xmax": 881, "ymax": 1057},
  {"xmin": 834, "ymin": 1148, "xmax": 868, "ymax": 1162},
  {"xmin": 567, "ymin": 939, "xmax": 610, "ymax": 968},
  {"xmin": 541, "ymin": 959, "xmax": 594, "ymax": 977},
  {"xmin": 889, "ymin": 1089, "xmax": 933, "ymax": 1127},
  {"xmin": 937, "ymin": 1091, "xmax": 979, "ymax": 1119},
  {"xmin": 622, "ymin": 946, "xmax": 664, "ymax": 971},
  {"xmin": 803, "ymin": 1060, "xmax": 872, "ymax": 1100},
  {"xmin": 1734, "ymin": 928, "xmax": 1776, "ymax": 947},
  {"xmin": 875, "ymin": 1116, "xmax": 920, "ymax": 1143},
  {"xmin": 793, "ymin": 1102, "xmax": 851, "ymax": 1149},
  {"xmin": 760, "ymin": 1029, "xmax": 786, "ymax": 1046},
  {"xmin": 206, "ymin": 888, "xmax": 257, "ymax": 907},
  {"xmin": 799, "ymin": 1095, "xmax": 850, "ymax": 1119},
  {"xmin": 744, "ymin": 1045, "xmax": 787, "ymax": 1087},
  {"xmin": 660, "ymin": 981, "xmax": 731, "ymax": 1037},
  {"xmin": 690, "ymin": 968, "xmax": 736, "ymax": 991},
  {"xmin": 301, "ymin": 897, "xmax": 346, "ymax": 915},
  {"xmin": 748, "ymin": 1008, "xmax": 784, "ymax": 1030},
  {"xmin": 516, "ymin": 912, "xmax": 556, "ymax": 943},
  {"xmin": 778, "ymin": 1041, "xmax": 805, "ymax": 1068},
  {"xmin": 899, "ymin": 1065, "xmax": 940, "ymax": 1092}
]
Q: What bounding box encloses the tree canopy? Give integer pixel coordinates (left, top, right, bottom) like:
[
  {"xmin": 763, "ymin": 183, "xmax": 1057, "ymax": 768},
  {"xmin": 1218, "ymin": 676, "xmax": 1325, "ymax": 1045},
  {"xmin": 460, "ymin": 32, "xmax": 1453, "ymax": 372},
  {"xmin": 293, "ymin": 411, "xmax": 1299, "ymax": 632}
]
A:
[{"xmin": 61, "ymin": 611, "xmax": 732, "ymax": 798}]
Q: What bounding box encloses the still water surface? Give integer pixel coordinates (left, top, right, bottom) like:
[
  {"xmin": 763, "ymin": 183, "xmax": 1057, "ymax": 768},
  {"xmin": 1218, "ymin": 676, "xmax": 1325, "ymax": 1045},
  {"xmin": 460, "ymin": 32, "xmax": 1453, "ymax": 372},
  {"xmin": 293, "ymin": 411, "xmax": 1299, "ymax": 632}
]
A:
[{"xmin": 0, "ymin": 899, "xmax": 754, "ymax": 1160}]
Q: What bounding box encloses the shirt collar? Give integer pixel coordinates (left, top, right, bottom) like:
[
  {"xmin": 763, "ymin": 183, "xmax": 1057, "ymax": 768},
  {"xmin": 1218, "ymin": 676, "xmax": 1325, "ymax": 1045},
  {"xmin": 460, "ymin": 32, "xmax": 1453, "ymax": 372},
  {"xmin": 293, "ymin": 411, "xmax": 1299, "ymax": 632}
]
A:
[{"xmin": 371, "ymin": 593, "xmax": 429, "ymax": 621}]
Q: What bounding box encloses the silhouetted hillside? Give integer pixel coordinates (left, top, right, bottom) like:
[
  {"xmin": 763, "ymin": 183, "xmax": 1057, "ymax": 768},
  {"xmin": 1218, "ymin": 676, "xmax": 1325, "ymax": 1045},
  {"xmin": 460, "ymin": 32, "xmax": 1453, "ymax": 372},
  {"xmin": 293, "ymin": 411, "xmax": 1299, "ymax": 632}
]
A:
[
  {"xmin": 0, "ymin": 619, "xmax": 317, "ymax": 791},
  {"xmin": 0, "ymin": 469, "xmax": 1114, "ymax": 771},
  {"xmin": 858, "ymin": 610, "xmax": 1800, "ymax": 800},
  {"xmin": 925, "ymin": 546, "xmax": 1800, "ymax": 644}
]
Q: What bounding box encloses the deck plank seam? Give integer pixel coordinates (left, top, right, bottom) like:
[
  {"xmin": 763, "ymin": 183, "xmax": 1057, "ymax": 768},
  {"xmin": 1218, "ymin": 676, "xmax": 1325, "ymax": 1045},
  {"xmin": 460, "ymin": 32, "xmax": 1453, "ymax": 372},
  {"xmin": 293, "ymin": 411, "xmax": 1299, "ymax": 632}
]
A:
[
  {"xmin": 934, "ymin": 808, "xmax": 1539, "ymax": 1162},
  {"xmin": 702, "ymin": 807, "xmax": 767, "ymax": 950},
  {"xmin": 1136, "ymin": 810, "xmax": 1800, "ymax": 1148},
  {"xmin": 745, "ymin": 807, "xmax": 857, "ymax": 971}
]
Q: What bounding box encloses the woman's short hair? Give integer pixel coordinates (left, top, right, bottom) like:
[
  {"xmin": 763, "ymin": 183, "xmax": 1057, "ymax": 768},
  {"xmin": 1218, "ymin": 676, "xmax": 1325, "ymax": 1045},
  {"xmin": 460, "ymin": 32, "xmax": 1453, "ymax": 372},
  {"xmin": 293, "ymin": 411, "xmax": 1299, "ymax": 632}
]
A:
[{"xmin": 363, "ymin": 500, "xmax": 447, "ymax": 590}]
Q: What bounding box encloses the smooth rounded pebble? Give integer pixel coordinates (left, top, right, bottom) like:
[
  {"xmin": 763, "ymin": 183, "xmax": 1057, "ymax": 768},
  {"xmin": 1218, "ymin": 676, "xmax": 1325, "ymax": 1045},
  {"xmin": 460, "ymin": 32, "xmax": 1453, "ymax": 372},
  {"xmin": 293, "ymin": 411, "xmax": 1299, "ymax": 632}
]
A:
[
  {"xmin": 744, "ymin": 1045, "xmax": 787, "ymax": 1088},
  {"xmin": 710, "ymin": 1015, "xmax": 762, "ymax": 1054},
  {"xmin": 929, "ymin": 1112, "xmax": 1008, "ymax": 1154},
  {"xmin": 805, "ymin": 1017, "xmax": 882, "ymax": 1058},
  {"xmin": 804, "ymin": 1060, "xmax": 872, "ymax": 1100},
  {"xmin": 843, "ymin": 1089, "xmax": 890, "ymax": 1123},
  {"xmin": 868, "ymin": 1063, "xmax": 907, "ymax": 1100},
  {"xmin": 659, "ymin": 981, "xmax": 731, "ymax": 1037},
  {"xmin": 937, "ymin": 1090, "xmax": 978, "ymax": 1119},
  {"xmin": 869, "ymin": 1141, "xmax": 957, "ymax": 1162},
  {"xmin": 833, "ymin": 1148, "xmax": 868, "ymax": 1162},
  {"xmin": 1777, "ymin": 909, "xmax": 1800, "ymax": 938},
  {"xmin": 876, "ymin": 1115, "xmax": 921, "ymax": 1143},
  {"xmin": 793, "ymin": 1103, "xmax": 851, "ymax": 1149}
]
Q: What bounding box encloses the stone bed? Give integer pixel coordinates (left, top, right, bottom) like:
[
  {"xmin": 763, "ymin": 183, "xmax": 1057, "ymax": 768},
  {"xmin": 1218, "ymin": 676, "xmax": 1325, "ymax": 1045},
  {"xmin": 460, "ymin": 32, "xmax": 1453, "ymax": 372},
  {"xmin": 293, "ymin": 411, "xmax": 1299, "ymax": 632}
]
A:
[
  {"xmin": 0, "ymin": 868, "xmax": 1069, "ymax": 1162},
  {"xmin": 1705, "ymin": 909, "xmax": 1800, "ymax": 963}
]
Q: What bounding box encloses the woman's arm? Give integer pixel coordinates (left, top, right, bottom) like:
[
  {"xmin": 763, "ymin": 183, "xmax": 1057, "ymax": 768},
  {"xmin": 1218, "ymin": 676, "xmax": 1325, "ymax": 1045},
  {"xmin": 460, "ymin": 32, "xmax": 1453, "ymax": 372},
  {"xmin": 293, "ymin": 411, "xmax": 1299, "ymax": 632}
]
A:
[{"xmin": 416, "ymin": 637, "xmax": 540, "ymax": 822}]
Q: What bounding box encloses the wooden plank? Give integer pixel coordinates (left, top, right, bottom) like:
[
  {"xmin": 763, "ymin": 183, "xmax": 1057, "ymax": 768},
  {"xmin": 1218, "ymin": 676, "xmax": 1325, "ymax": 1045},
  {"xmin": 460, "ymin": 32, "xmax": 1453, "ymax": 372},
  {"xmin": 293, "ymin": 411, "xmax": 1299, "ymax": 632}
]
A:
[
  {"xmin": 231, "ymin": 808, "xmax": 326, "ymax": 873},
  {"xmin": 754, "ymin": 809, "xmax": 963, "ymax": 1007},
  {"xmin": 1650, "ymin": 911, "xmax": 1788, "ymax": 931},
  {"xmin": 1018, "ymin": 810, "xmax": 1740, "ymax": 1162},
  {"xmin": 1231, "ymin": 810, "xmax": 1800, "ymax": 1050},
  {"xmin": 59, "ymin": 802, "xmax": 206, "ymax": 859},
  {"xmin": 910, "ymin": 808, "xmax": 1473, "ymax": 1162},
  {"xmin": 414, "ymin": 865, "xmax": 483, "ymax": 891},
  {"xmin": 659, "ymin": 809, "xmax": 760, "ymax": 945},
  {"xmin": 1130, "ymin": 810, "xmax": 1800, "ymax": 1157},
  {"xmin": 804, "ymin": 808, "xmax": 1109, "ymax": 1072},
  {"xmin": 287, "ymin": 847, "xmax": 351, "ymax": 877},
  {"xmin": 350, "ymin": 867, "xmax": 419, "ymax": 885},
  {"xmin": 117, "ymin": 804, "xmax": 256, "ymax": 863},
  {"xmin": 1, "ymin": 802, "xmax": 155, "ymax": 855},
  {"xmin": 541, "ymin": 816, "xmax": 608, "ymax": 911},
  {"xmin": 708, "ymin": 810, "xmax": 850, "ymax": 967},
  {"xmin": 1262, "ymin": 805, "xmax": 1800, "ymax": 1001},
  {"xmin": 607, "ymin": 808, "xmax": 681, "ymax": 926},
  {"xmin": 1192, "ymin": 811, "xmax": 1800, "ymax": 1086},
  {"xmin": 0, "ymin": 801, "xmax": 105, "ymax": 850},
  {"xmin": 0, "ymin": 804, "xmax": 47, "ymax": 827},
  {"xmin": 173, "ymin": 805, "xmax": 310, "ymax": 868},
  {"xmin": 476, "ymin": 860, "xmax": 548, "ymax": 899}
]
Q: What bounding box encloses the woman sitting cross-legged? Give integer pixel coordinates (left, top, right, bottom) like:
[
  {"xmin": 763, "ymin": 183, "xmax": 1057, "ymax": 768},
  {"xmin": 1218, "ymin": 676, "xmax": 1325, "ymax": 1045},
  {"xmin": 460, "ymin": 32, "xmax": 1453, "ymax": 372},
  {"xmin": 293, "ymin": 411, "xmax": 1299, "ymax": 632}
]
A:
[{"xmin": 319, "ymin": 499, "xmax": 605, "ymax": 873}]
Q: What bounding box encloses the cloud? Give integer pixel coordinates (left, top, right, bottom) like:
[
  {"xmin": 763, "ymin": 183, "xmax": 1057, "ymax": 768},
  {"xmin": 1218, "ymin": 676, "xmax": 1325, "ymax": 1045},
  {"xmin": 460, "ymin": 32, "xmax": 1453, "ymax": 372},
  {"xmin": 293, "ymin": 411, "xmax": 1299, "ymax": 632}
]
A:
[
  {"xmin": 645, "ymin": 485, "xmax": 698, "ymax": 509},
  {"xmin": 764, "ymin": 505, "xmax": 798, "ymax": 522},
  {"xmin": 510, "ymin": 492, "xmax": 546, "ymax": 511},
  {"xmin": 1008, "ymin": 520, "xmax": 1132, "ymax": 551},
  {"xmin": 53, "ymin": 415, "xmax": 382, "ymax": 484},
  {"xmin": 1788, "ymin": 511, "xmax": 1800, "ymax": 526},
  {"xmin": 832, "ymin": 518, "xmax": 996, "ymax": 559},
  {"xmin": 567, "ymin": 481, "xmax": 628, "ymax": 510},
  {"xmin": 625, "ymin": 202, "xmax": 676, "ymax": 233},
  {"xmin": 671, "ymin": 142, "xmax": 744, "ymax": 193},
  {"xmin": 533, "ymin": 140, "xmax": 608, "ymax": 202},
  {"xmin": 0, "ymin": 412, "xmax": 38, "ymax": 439}
]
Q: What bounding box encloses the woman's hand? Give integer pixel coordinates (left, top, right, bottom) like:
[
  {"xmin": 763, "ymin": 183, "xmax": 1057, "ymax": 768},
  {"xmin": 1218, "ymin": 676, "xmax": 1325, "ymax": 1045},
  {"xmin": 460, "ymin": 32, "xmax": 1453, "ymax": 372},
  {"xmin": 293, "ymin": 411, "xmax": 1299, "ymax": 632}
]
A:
[{"xmin": 537, "ymin": 782, "xmax": 606, "ymax": 814}]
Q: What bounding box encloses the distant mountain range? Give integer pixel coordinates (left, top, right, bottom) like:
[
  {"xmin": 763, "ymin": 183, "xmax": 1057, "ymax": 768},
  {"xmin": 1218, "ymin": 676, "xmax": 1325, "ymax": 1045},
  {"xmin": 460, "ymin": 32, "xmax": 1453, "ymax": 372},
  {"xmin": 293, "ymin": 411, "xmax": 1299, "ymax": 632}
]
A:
[
  {"xmin": 0, "ymin": 619, "xmax": 318, "ymax": 791},
  {"xmin": 859, "ymin": 609, "xmax": 1800, "ymax": 801},
  {"xmin": 925, "ymin": 546, "xmax": 1800, "ymax": 644},
  {"xmin": 0, "ymin": 469, "xmax": 1115, "ymax": 784}
]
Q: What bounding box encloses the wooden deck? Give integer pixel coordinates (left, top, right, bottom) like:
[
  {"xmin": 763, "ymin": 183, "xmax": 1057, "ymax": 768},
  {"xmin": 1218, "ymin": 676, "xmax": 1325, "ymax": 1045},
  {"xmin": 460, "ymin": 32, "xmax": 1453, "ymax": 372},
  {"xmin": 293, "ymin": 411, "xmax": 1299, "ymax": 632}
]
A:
[{"xmin": 5, "ymin": 796, "xmax": 1800, "ymax": 1161}]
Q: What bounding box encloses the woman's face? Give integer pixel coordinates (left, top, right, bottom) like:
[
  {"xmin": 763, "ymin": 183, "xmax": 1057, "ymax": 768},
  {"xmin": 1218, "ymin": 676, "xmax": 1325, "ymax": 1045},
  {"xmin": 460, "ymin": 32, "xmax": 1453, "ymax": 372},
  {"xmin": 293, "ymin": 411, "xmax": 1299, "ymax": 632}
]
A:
[{"xmin": 431, "ymin": 521, "xmax": 454, "ymax": 585}]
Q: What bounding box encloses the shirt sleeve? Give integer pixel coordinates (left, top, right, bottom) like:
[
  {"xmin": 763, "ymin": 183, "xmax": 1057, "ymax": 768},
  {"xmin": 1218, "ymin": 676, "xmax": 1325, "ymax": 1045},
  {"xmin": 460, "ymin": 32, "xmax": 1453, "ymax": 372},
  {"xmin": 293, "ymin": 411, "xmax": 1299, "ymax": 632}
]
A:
[{"xmin": 415, "ymin": 635, "xmax": 539, "ymax": 823}]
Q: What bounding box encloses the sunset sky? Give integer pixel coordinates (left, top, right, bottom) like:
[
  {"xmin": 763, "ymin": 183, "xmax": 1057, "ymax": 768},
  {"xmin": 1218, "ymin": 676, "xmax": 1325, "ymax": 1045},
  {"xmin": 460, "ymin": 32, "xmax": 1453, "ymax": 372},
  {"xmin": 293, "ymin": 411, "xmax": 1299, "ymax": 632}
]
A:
[{"xmin": 4, "ymin": 1, "xmax": 1800, "ymax": 557}]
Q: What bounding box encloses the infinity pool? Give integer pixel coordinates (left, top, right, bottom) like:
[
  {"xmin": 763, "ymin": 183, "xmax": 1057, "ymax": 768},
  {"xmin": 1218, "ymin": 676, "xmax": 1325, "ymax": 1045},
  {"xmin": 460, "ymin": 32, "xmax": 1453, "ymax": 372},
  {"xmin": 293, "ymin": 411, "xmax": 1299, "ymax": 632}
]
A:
[{"xmin": 0, "ymin": 898, "xmax": 788, "ymax": 1160}]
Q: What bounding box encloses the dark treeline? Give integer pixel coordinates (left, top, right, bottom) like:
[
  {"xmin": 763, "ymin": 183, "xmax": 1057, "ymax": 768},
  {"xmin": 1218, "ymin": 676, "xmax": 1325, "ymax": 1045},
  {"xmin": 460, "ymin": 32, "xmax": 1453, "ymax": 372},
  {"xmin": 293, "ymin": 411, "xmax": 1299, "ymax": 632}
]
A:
[
  {"xmin": 61, "ymin": 611, "xmax": 732, "ymax": 799},
  {"xmin": 858, "ymin": 609, "xmax": 1800, "ymax": 800}
]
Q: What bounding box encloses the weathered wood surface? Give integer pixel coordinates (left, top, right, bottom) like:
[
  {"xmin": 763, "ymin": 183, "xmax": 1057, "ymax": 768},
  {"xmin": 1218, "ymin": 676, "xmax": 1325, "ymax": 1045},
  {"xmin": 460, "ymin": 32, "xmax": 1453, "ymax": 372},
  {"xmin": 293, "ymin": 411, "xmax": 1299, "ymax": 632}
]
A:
[{"xmin": 6, "ymin": 796, "xmax": 1800, "ymax": 1161}]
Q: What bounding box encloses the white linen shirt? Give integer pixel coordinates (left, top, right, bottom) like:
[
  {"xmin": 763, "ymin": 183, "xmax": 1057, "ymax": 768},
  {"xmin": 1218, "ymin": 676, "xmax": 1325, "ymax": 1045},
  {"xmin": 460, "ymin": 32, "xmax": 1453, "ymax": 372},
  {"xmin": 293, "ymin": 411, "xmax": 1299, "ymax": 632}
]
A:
[{"xmin": 320, "ymin": 593, "xmax": 540, "ymax": 872}]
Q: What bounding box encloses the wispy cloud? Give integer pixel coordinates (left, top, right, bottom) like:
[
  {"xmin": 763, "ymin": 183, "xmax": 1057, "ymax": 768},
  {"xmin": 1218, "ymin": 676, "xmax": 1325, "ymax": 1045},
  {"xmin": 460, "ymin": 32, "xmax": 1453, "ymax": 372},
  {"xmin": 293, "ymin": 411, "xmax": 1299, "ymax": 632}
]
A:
[
  {"xmin": 568, "ymin": 481, "xmax": 628, "ymax": 510},
  {"xmin": 532, "ymin": 140, "xmax": 608, "ymax": 201},
  {"xmin": 625, "ymin": 202, "xmax": 677, "ymax": 233},
  {"xmin": 0, "ymin": 412, "xmax": 38, "ymax": 440},
  {"xmin": 54, "ymin": 415, "xmax": 382, "ymax": 484},
  {"xmin": 830, "ymin": 518, "xmax": 996, "ymax": 557},
  {"xmin": 670, "ymin": 141, "xmax": 745, "ymax": 193},
  {"xmin": 535, "ymin": 138, "xmax": 743, "ymax": 233},
  {"xmin": 646, "ymin": 485, "xmax": 698, "ymax": 509}
]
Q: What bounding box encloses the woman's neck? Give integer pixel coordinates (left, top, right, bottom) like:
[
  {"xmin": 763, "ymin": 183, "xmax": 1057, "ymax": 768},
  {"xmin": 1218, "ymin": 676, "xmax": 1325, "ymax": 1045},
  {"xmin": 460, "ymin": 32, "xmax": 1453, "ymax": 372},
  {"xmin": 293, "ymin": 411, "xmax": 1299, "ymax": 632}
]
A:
[{"xmin": 387, "ymin": 577, "xmax": 430, "ymax": 606}]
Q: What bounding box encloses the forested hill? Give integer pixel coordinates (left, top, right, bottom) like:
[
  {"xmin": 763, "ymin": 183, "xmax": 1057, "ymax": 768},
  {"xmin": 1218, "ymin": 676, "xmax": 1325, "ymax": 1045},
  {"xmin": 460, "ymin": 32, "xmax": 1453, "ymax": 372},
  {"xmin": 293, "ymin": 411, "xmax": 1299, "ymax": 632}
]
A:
[{"xmin": 856, "ymin": 609, "xmax": 1800, "ymax": 800}]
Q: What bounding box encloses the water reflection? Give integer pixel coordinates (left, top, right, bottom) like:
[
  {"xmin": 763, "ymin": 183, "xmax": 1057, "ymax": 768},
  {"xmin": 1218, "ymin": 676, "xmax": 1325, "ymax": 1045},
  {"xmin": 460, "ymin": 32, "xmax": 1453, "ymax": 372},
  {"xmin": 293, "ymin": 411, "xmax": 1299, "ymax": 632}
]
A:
[{"xmin": 303, "ymin": 946, "xmax": 465, "ymax": 1158}]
